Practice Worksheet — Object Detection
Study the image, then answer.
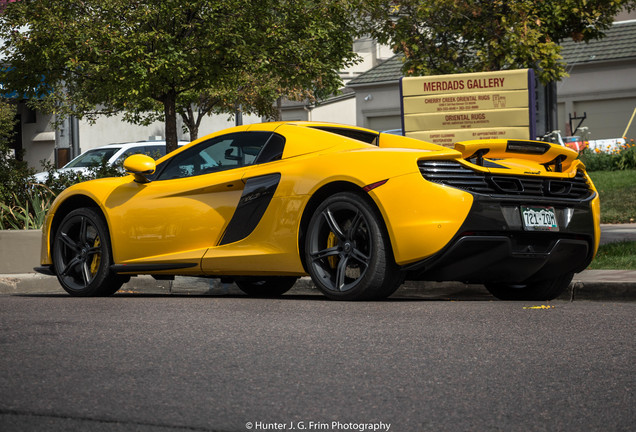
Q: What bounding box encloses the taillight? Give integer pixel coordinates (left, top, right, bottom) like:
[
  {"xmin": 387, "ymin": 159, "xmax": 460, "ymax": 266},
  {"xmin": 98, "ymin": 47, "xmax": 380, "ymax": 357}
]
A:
[{"xmin": 363, "ymin": 179, "xmax": 389, "ymax": 192}]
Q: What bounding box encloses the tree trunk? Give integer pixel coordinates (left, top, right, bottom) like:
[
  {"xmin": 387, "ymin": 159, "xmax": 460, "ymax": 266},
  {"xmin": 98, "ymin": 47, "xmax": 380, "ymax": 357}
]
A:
[
  {"xmin": 276, "ymin": 97, "xmax": 282, "ymax": 121},
  {"xmin": 180, "ymin": 106, "xmax": 198, "ymax": 142},
  {"xmin": 191, "ymin": 106, "xmax": 206, "ymax": 142},
  {"xmin": 189, "ymin": 122, "xmax": 199, "ymax": 142},
  {"xmin": 163, "ymin": 90, "xmax": 179, "ymax": 153},
  {"xmin": 179, "ymin": 103, "xmax": 214, "ymax": 142}
]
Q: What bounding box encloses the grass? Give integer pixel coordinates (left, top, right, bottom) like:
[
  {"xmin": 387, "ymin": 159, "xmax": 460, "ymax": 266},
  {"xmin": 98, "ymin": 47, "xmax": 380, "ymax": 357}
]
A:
[
  {"xmin": 588, "ymin": 241, "xmax": 636, "ymax": 270},
  {"xmin": 588, "ymin": 170, "xmax": 636, "ymax": 223}
]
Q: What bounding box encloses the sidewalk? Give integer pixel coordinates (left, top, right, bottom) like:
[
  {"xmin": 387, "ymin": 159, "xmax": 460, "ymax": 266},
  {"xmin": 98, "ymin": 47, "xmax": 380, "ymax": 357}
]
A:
[
  {"xmin": 599, "ymin": 223, "xmax": 636, "ymax": 244},
  {"xmin": 1, "ymin": 270, "xmax": 634, "ymax": 302}
]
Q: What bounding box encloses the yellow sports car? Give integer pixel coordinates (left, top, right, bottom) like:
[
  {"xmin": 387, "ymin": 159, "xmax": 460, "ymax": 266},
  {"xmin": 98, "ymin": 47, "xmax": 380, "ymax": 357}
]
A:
[{"xmin": 36, "ymin": 121, "xmax": 600, "ymax": 300}]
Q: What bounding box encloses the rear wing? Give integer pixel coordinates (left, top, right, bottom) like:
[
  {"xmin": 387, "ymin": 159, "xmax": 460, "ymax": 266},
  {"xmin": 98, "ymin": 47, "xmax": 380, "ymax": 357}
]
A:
[{"xmin": 454, "ymin": 139, "xmax": 580, "ymax": 173}]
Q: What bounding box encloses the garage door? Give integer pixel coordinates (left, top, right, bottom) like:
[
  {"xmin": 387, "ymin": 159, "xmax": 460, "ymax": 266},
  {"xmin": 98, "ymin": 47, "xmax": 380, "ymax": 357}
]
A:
[
  {"xmin": 573, "ymin": 98, "xmax": 636, "ymax": 139},
  {"xmin": 366, "ymin": 115, "xmax": 402, "ymax": 132}
]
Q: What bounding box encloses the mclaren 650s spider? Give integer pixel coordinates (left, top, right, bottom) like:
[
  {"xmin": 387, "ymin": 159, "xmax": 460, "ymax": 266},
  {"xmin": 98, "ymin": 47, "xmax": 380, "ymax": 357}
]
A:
[{"xmin": 36, "ymin": 121, "xmax": 600, "ymax": 301}]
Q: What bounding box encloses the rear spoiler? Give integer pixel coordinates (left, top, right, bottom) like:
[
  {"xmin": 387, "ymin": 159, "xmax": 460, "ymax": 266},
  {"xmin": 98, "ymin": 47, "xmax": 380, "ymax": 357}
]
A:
[{"xmin": 454, "ymin": 139, "xmax": 580, "ymax": 172}]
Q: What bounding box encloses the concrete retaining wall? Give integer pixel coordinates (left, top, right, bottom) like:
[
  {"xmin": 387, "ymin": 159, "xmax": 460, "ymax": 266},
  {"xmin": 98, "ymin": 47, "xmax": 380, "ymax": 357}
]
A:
[{"xmin": 0, "ymin": 230, "xmax": 42, "ymax": 274}]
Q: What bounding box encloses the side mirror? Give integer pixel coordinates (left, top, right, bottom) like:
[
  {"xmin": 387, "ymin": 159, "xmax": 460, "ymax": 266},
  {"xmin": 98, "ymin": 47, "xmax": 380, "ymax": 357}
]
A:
[{"xmin": 124, "ymin": 154, "xmax": 156, "ymax": 183}]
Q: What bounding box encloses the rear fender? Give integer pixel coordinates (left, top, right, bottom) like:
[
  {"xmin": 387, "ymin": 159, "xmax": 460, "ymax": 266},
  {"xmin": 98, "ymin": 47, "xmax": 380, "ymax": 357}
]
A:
[{"xmin": 367, "ymin": 172, "xmax": 473, "ymax": 265}]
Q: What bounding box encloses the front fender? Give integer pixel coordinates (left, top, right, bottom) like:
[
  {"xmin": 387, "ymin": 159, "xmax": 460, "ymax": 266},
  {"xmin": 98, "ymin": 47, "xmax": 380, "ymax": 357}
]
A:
[{"xmin": 40, "ymin": 177, "xmax": 131, "ymax": 266}]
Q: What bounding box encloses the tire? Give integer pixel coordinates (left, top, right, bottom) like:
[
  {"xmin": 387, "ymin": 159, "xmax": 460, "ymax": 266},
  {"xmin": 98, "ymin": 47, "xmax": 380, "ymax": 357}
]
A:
[
  {"xmin": 485, "ymin": 273, "xmax": 573, "ymax": 301},
  {"xmin": 52, "ymin": 208, "xmax": 125, "ymax": 296},
  {"xmin": 304, "ymin": 192, "xmax": 401, "ymax": 300},
  {"xmin": 235, "ymin": 276, "xmax": 298, "ymax": 297}
]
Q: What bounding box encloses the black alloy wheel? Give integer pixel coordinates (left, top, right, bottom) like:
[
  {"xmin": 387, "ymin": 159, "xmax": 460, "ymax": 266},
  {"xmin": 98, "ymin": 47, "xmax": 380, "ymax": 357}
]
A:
[
  {"xmin": 52, "ymin": 208, "xmax": 125, "ymax": 296},
  {"xmin": 304, "ymin": 192, "xmax": 401, "ymax": 300}
]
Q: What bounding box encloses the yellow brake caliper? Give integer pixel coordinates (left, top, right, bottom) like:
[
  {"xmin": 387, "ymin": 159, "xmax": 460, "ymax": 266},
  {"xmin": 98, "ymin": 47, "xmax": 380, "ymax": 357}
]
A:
[
  {"xmin": 327, "ymin": 231, "xmax": 338, "ymax": 268},
  {"xmin": 90, "ymin": 237, "xmax": 101, "ymax": 275}
]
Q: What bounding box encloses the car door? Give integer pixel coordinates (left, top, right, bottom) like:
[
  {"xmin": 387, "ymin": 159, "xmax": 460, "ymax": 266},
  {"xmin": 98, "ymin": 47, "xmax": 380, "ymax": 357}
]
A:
[
  {"xmin": 200, "ymin": 132, "xmax": 309, "ymax": 275},
  {"xmin": 105, "ymin": 132, "xmax": 279, "ymax": 268}
]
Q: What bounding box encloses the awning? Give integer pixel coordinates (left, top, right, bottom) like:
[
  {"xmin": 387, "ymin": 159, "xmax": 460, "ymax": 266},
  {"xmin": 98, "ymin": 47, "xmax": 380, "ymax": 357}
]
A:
[{"xmin": 32, "ymin": 131, "xmax": 55, "ymax": 142}]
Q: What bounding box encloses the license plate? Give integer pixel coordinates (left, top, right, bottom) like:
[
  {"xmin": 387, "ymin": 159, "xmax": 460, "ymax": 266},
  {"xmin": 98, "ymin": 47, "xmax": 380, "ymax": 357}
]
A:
[{"xmin": 521, "ymin": 206, "xmax": 559, "ymax": 231}]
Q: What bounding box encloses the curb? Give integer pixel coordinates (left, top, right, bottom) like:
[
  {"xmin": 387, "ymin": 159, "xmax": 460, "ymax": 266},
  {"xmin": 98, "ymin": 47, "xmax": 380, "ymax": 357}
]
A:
[{"xmin": 1, "ymin": 272, "xmax": 634, "ymax": 302}]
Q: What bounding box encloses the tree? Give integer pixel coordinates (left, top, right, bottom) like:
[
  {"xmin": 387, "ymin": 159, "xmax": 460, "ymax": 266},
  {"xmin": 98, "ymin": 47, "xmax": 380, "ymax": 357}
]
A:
[
  {"xmin": 0, "ymin": 0, "xmax": 359, "ymax": 151},
  {"xmin": 360, "ymin": 0, "xmax": 636, "ymax": 83}
]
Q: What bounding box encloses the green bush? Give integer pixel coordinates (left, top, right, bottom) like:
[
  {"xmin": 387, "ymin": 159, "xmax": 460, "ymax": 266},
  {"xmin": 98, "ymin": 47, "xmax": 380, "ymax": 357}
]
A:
[
  {"xmin": 0, "ymin": 145, "xmax": 35, "ymax": 210},
  {"xmin": 35, "ymin": 158, "xmax": 124, "ymax": 196},
  {"xmin": 1, "ymin": 155, "xmax": 125, "ymax": 230},
  {"xmin": 0, "ymin": 184, "xmax": 54, "ymax": 230},
  {"xmin": 0, "ymin": 97, "xmax": 136, "ymax": 230},
  {"xmin": 579, "ymin": 139, "xmax": 636, "ymax": 171},
  {"xmin": 0, "ymin": 102, "xmax": 36, "ymax": 210}
]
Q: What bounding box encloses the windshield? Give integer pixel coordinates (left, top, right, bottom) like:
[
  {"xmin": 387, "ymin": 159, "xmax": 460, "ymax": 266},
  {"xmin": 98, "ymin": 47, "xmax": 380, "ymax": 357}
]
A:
[{"xmin": 65, "ymin": 148, "xmax": 119, "ymax": 168}]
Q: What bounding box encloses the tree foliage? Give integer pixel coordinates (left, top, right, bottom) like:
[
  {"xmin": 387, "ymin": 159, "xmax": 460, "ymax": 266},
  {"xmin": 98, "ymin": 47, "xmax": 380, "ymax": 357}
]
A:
[
  {"xmin": 0, "ymin": 0, "xmax": 359, "ymax": 150},
  {"xmin": 0, "ymin": 100, "xmax": 34, "ymax": 207},
  {"xmin": 360, "ymin": 0, "xmax": 636, "ymax": 83}
]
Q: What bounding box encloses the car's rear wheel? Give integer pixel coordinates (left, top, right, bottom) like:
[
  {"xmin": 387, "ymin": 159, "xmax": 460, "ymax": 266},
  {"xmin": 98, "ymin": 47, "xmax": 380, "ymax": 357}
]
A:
[
  {"xmin": 235, "ymin": 276, "xmax": 298, "ymax": 297},
  {"xmin": 485, "ymin": 273, "xmax": 573, "ymax": 301},
  {"xmin": 304, "ymin": 192, "xmax": 401, "ymax": 300},
  {"xmin": 52, "ymin": 208, "xmax": 125, "ymax": 296}
]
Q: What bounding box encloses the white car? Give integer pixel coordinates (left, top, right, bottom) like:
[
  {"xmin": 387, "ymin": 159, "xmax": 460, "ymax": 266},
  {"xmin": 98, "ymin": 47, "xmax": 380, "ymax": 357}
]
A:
[{"xmin": 32, "ymin": 141, "xmax": 188, "ymax": 182}]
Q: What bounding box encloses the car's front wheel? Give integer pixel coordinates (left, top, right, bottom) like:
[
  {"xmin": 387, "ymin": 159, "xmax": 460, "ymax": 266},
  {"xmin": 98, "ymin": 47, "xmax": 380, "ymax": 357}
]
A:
[
  {"xmin": 304, "ymin": 192, "xmax": 401, "ymax": 300},
  {"xmin": 52, "ymin": 208, "xmax": 125, "ymax": 296},
  {"xmin": 485, "ymin": 273, "xmax": 573, "ymax": 301},
  {"xmin": 235, "ymin": 276, "xmax": 298, "ymax": 297}
]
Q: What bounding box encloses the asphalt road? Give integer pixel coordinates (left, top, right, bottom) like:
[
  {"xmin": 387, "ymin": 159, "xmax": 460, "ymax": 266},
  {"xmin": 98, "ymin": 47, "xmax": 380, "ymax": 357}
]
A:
[{"xmin": 1, "ymin": 294, "xmax": 634, "ymax": 432}]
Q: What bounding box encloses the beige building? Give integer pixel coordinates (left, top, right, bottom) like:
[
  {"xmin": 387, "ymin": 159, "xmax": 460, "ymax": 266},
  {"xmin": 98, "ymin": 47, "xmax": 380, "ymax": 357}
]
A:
[{"xmin": 557, "ymin": 19, "xmax": 636, "ymax": 140}]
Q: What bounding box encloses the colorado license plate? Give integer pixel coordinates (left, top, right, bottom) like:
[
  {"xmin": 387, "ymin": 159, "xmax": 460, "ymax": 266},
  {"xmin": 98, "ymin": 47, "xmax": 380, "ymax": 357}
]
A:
[{"xmin": 521, "ymin": 206, "xmax": 559, "ymax": 231}]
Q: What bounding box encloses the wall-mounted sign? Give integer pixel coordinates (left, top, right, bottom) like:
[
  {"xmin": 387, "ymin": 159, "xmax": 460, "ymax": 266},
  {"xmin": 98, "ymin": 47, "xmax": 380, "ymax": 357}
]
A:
[{"xmin": 400, "ymin": 69, "xmax": 535, "ymax": 147}]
